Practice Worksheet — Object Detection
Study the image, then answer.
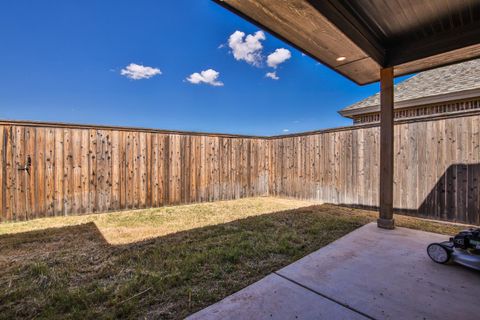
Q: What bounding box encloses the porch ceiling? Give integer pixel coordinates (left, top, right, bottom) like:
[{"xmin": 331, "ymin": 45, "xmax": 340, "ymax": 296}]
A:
[{"xmin": 214, "ymin": 0, "xmax": 480, "ymax": 85}]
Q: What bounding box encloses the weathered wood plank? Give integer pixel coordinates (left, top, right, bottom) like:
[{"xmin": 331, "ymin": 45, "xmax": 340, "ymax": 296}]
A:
[
  {"xmin": 96, "ymin": 130, "xmax": 112, "ymax": 212},
  {"xmin": 468, "ymin": 116, "xmax": 480, "ymax": 224},
  {"xmin": 111, "ymin": 130, "xmax": 120, "ymax": 210},
  {"xmin": 0, "ymin": 127, "xmax": 4, "ymax": 221},
  {"xmin": 63, "ymin": 128, "xmax": 73, "ymax": 215},
  {"xmin": 151, "ymin": 133, "xmax": 159, "ymax": 207},
  {"xmin": 24, "ymin": 127, "xmax": 36, "ymax": 219},
  {"xmin": 146, "ymin": 132, "xmax": 152, "ymax": 207},
  {"xmin": 14, "ymin": 126, "xmax": 26, "ymax": 220},
  {"xmin": 72, "ymin": 129, "xmax": 82, "ymax": 213},
  {"xmin": 139, "ymin": 132, "xmax": 147, "ymax": 208},
  {"xmin": 119, "ymin": 131, "xmax": 126, "ymax": 209},
  {"xmin": 80, "ymin": 130, "xmax": 89, "ymax": 213},
  {"xmin": 45, "ymin": 128, "xmax": 55, "ymax": 216},
  {"xmin": 54, "ymin": 129, "xmax": 64, "ymax": 215},
  {"xmin": 4, "ymin": 126, "xmax": 15, "ymax": 220},
  {"xmin": 445, "ymin": 119, "xmax": 456, "ymax": 221},
  {"xmin": 88, "ymin": 129, "xmax": 97, "ymax": 213}
]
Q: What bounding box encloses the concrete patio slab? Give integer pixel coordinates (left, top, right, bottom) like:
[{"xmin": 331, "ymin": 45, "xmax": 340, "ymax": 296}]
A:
[
  {"xmin": 188, "ymin": 273, "xmax": 368, "ymax": 320},
  {"xmin": 189, "ymin": 223, "xmax": 480, "ymax": 320},
  {"xmin": 277, "ymin": 223, "xmax": 480, "ymax": 319}
]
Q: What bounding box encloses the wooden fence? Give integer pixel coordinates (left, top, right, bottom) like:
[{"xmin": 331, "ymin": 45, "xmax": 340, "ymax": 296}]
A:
[
  {"xmin": 269, "ymin": 112, "xmax": 480, "ymax": 225},
  {"xmin": 0, "ymin": 122, "xmax": 269, "ymax": 221},
  {"xmin": 1, "ymin": 112, "xmax": 479, "ymax": 224}
]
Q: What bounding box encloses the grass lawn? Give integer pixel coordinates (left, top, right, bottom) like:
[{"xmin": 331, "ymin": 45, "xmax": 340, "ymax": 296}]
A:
[{"xmin": 0, "ymin": 197, "xmax": 466, "ymax": 319}]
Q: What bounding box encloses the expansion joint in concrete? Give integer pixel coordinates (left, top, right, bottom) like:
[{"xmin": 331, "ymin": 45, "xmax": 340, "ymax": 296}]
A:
[{"xmin": 273, "ymin": 272, "xmax": 377, "ymax": 320}]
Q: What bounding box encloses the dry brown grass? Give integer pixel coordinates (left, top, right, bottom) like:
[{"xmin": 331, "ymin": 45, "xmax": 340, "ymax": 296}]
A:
[
  {"xmin": 0, "ymin": 198, "xmax": 468, "ymax": 319},
  {"xmin": 0, "ymin": 197, "xmax": 314, "ymax": 245}
]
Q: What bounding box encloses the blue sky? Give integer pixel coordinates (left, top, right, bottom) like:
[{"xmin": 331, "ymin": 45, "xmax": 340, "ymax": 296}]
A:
[{"xmin": 0, "ymin": 0, "xmax": 407, "ymax": 135}]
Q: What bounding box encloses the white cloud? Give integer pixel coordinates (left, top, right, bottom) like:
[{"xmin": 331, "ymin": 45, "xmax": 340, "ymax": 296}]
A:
[
  {"xmin": 120, "ymin": 63, "xmax": 161, "ymax": 80},
  {"xmin": 228, "ymin": 30, "xmax": 265, "ymax": 66},
  {"xmin": 265, "ymin": 71, "xmax": 279, "ymax": 80},
  {"xmin": 283, "ymin": 129, "xmax": 290, "ymax": 132},
  {"xmin": 186, "ymin": 69, "xmax": 224, "ymax": 87},
  {"xmin": 267, "ymin": 48, "xmax": 291, "ymax": 68}
]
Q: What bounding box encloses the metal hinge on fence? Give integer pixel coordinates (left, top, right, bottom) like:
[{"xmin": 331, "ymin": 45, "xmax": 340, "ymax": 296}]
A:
[{"xmin": 18, "ymin": 155, "xmax": 32, "ymax": 175}]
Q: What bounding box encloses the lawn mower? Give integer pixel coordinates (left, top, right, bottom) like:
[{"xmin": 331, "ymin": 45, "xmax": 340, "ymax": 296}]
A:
[{"xmin": 427, "ymin": 228, "xmax": 480, "ymax": 271}]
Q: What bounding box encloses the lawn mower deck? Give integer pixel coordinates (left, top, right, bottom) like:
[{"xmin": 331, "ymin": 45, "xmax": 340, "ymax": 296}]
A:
[{"xmin": 427, "ymin": 228, "xmax": 480, "ymax": 271}]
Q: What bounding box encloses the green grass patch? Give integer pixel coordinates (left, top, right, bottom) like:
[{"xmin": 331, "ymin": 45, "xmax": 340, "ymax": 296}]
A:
[{"xmin": 0, "ymin": 198, "xmax": 466, "ymax": 319}]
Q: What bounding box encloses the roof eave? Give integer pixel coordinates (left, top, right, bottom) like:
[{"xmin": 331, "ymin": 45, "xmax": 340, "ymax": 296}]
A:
[{"xmin": 214, "ymin": 0, "xmax": 480, "ymax": 85}]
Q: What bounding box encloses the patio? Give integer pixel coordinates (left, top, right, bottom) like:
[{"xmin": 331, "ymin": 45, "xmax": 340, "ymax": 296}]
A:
[{"xmin": 189, "ymin": 223, "xmax": 480, "ymax": 319}]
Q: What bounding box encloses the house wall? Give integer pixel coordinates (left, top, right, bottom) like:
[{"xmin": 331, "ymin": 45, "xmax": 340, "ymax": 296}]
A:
[
  {"xmin": 1, "ymin": 112, "xmax": 479, "ymax": 224},
  {"xmin": 353, "ymin": 98, "xmax": 480, "ymax": 124}
]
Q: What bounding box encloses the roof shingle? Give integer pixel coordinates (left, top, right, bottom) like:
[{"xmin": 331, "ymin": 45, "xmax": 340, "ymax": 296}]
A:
[{"xmin": 340, "ymin": 59, "xmax": 480, "ymax": 113}]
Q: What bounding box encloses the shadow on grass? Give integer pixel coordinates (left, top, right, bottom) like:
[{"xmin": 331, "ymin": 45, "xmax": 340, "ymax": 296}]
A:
[{"xmin": 0, "ymin": 204, "xmax": 371, "ymax": 320}]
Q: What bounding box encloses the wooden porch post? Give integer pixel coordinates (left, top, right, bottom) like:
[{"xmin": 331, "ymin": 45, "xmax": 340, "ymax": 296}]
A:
[{"xmin": 378, "ymin": 67, "xmax": 395, "ymax": 229}]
